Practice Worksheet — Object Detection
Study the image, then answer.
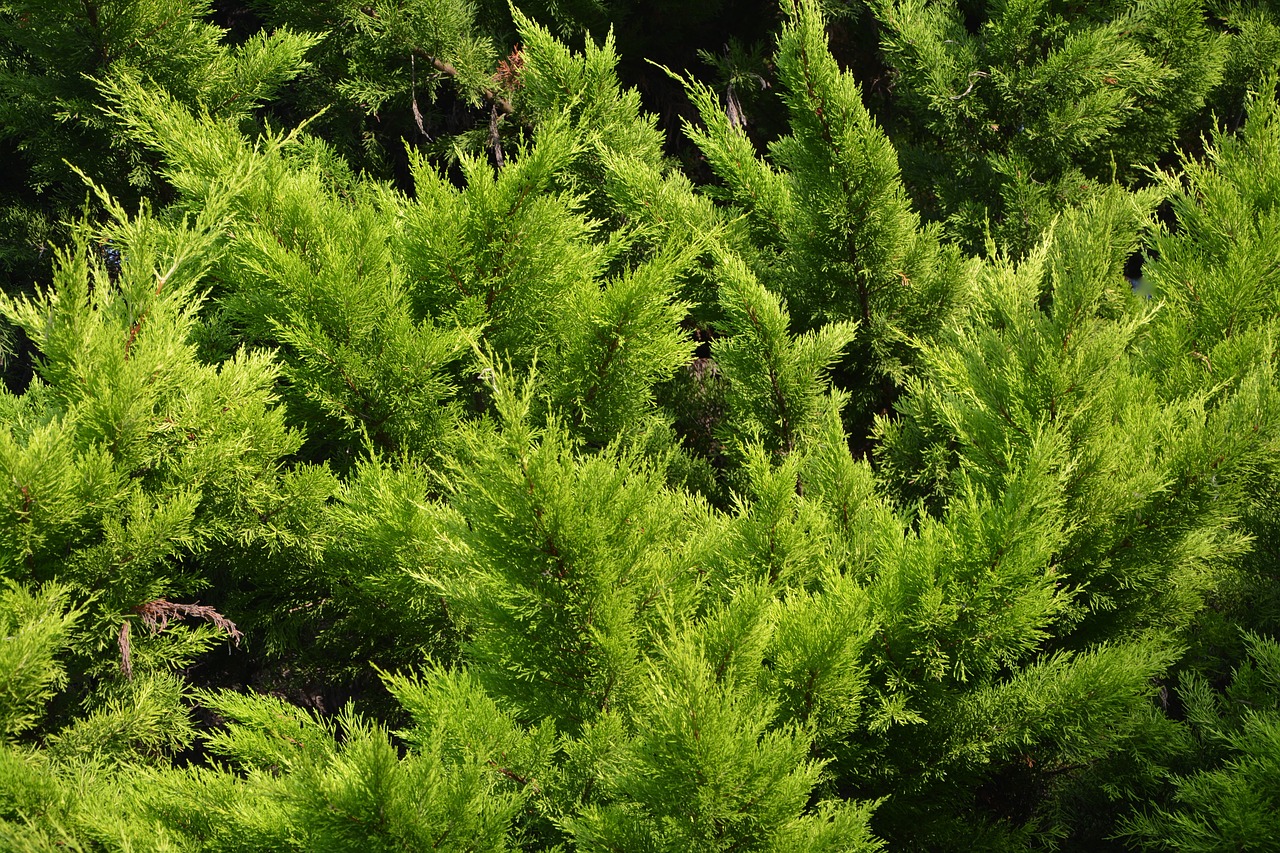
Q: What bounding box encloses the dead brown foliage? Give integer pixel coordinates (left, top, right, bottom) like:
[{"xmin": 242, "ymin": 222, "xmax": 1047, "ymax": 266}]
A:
[{"xmin": 117, "ymin": 599, "xmax": 243, "ymax": 679}]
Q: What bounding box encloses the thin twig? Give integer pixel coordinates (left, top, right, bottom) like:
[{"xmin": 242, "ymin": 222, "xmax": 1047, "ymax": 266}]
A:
[
  {"xmin": 410, "ymin": 54, "xmax": 429, "ymax": 140},
  {"xmin": 489, "ymin": 102, "xmax": 505, "ymax": 171},
  {"xmin": 950, "ymin": 71, "xmax": 990, "ymax": 101},
  {"xmin": 411, "ymin": 49, "xmax": 514, "ymax": 115}
]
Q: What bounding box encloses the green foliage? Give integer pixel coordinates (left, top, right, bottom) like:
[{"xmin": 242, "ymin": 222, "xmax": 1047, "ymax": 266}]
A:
[
  {"xmin": 250, "ymin": 0, "xmax": 499, "ymax": 175},
  {"xmin": 0, "ymin": 582, "xmax": 78, "ymax": 741},
  {"xmin": 440, "ymin": 364, "xmax": 703, "ymax": 731},
  {"xmin": 569, "ymin": 605, "xmax": 883, "ymax": 852},
  {"xmin": 875, "ymin": 185, "xmax": 1279, "ymax": 644},
  {"xmin": 0, "ymin": 0, "xmax": 313, "ymax": 284},
  {"xmin": 3, "ymin": 1, "xmax": 1280, "ymax": 851},
  {"xmin": 513, "ymin": 9, "xmax": 668, "ymax": 215},
  {"xmin": 871, "ymin": 0, "xmax": 1231, "ymax": 255},
  {"xmin": 683, "ymin": 0, "xmax": 975, "ymax": 435},
  {"xmin": 0, "ymin": 212, "xmax": 304, "ymax": 621},
  {"xmin": 1121, "ymin": 634, "xmax": 1280, "ymax": 851},
  {"xmin": 713, "ymin": 250, "xmax": 857, "ymax": 457},
  {"xmin": 104, "ymin": 77, "xmax": 474, "ymax": 461}
]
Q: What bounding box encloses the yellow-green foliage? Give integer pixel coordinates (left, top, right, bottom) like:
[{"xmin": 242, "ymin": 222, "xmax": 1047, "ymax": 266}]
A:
[{"xmin": 2, "ymin": 2, "xmax": 1280, "ymax": 851}]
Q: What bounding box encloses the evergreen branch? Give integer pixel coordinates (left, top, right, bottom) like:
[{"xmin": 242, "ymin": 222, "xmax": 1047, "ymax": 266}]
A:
[
  {"xmin": 785, "ymin": 2, "xmax": 873, "ymax": 323},
  {"xmin": 744, "ymin": 301, "xmax": 796, "ymax": 455},
  {"xmin": 442, "ymin": 262, "xmax": 472, "ymax": 298},
  {"xmin": 577, "ymin": 304, "xmax": 635, "ymax": 423}
]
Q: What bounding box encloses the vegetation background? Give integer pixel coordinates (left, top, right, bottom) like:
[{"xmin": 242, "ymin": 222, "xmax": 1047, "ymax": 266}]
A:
[{"xmin": 1, "ymin": 0, "xmax": 1279, "ymax": 849}]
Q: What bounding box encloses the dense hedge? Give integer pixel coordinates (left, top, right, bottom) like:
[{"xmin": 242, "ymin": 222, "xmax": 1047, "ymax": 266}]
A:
[{"xmin": 1, "ymin": 1, "xmax": 1279, "ymax": 849}]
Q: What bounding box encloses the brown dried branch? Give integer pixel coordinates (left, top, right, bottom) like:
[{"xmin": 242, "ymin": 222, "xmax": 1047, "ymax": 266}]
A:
[
  {"xmin": 493, "ymin": 47, "xmax": 524, "ymax": 92},
  {"xmin": 134, "ymin": 598, "xmax": 243, "ymax": 644},
  {"xmin": 118, "ymin": 599, "xmax": 243, "ymax": 679}
]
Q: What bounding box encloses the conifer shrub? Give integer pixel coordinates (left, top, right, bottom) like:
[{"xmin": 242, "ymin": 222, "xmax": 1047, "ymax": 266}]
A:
[{"xmin": 1, "ymin": 1, "xmax": 1279, "ymax": 851}]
